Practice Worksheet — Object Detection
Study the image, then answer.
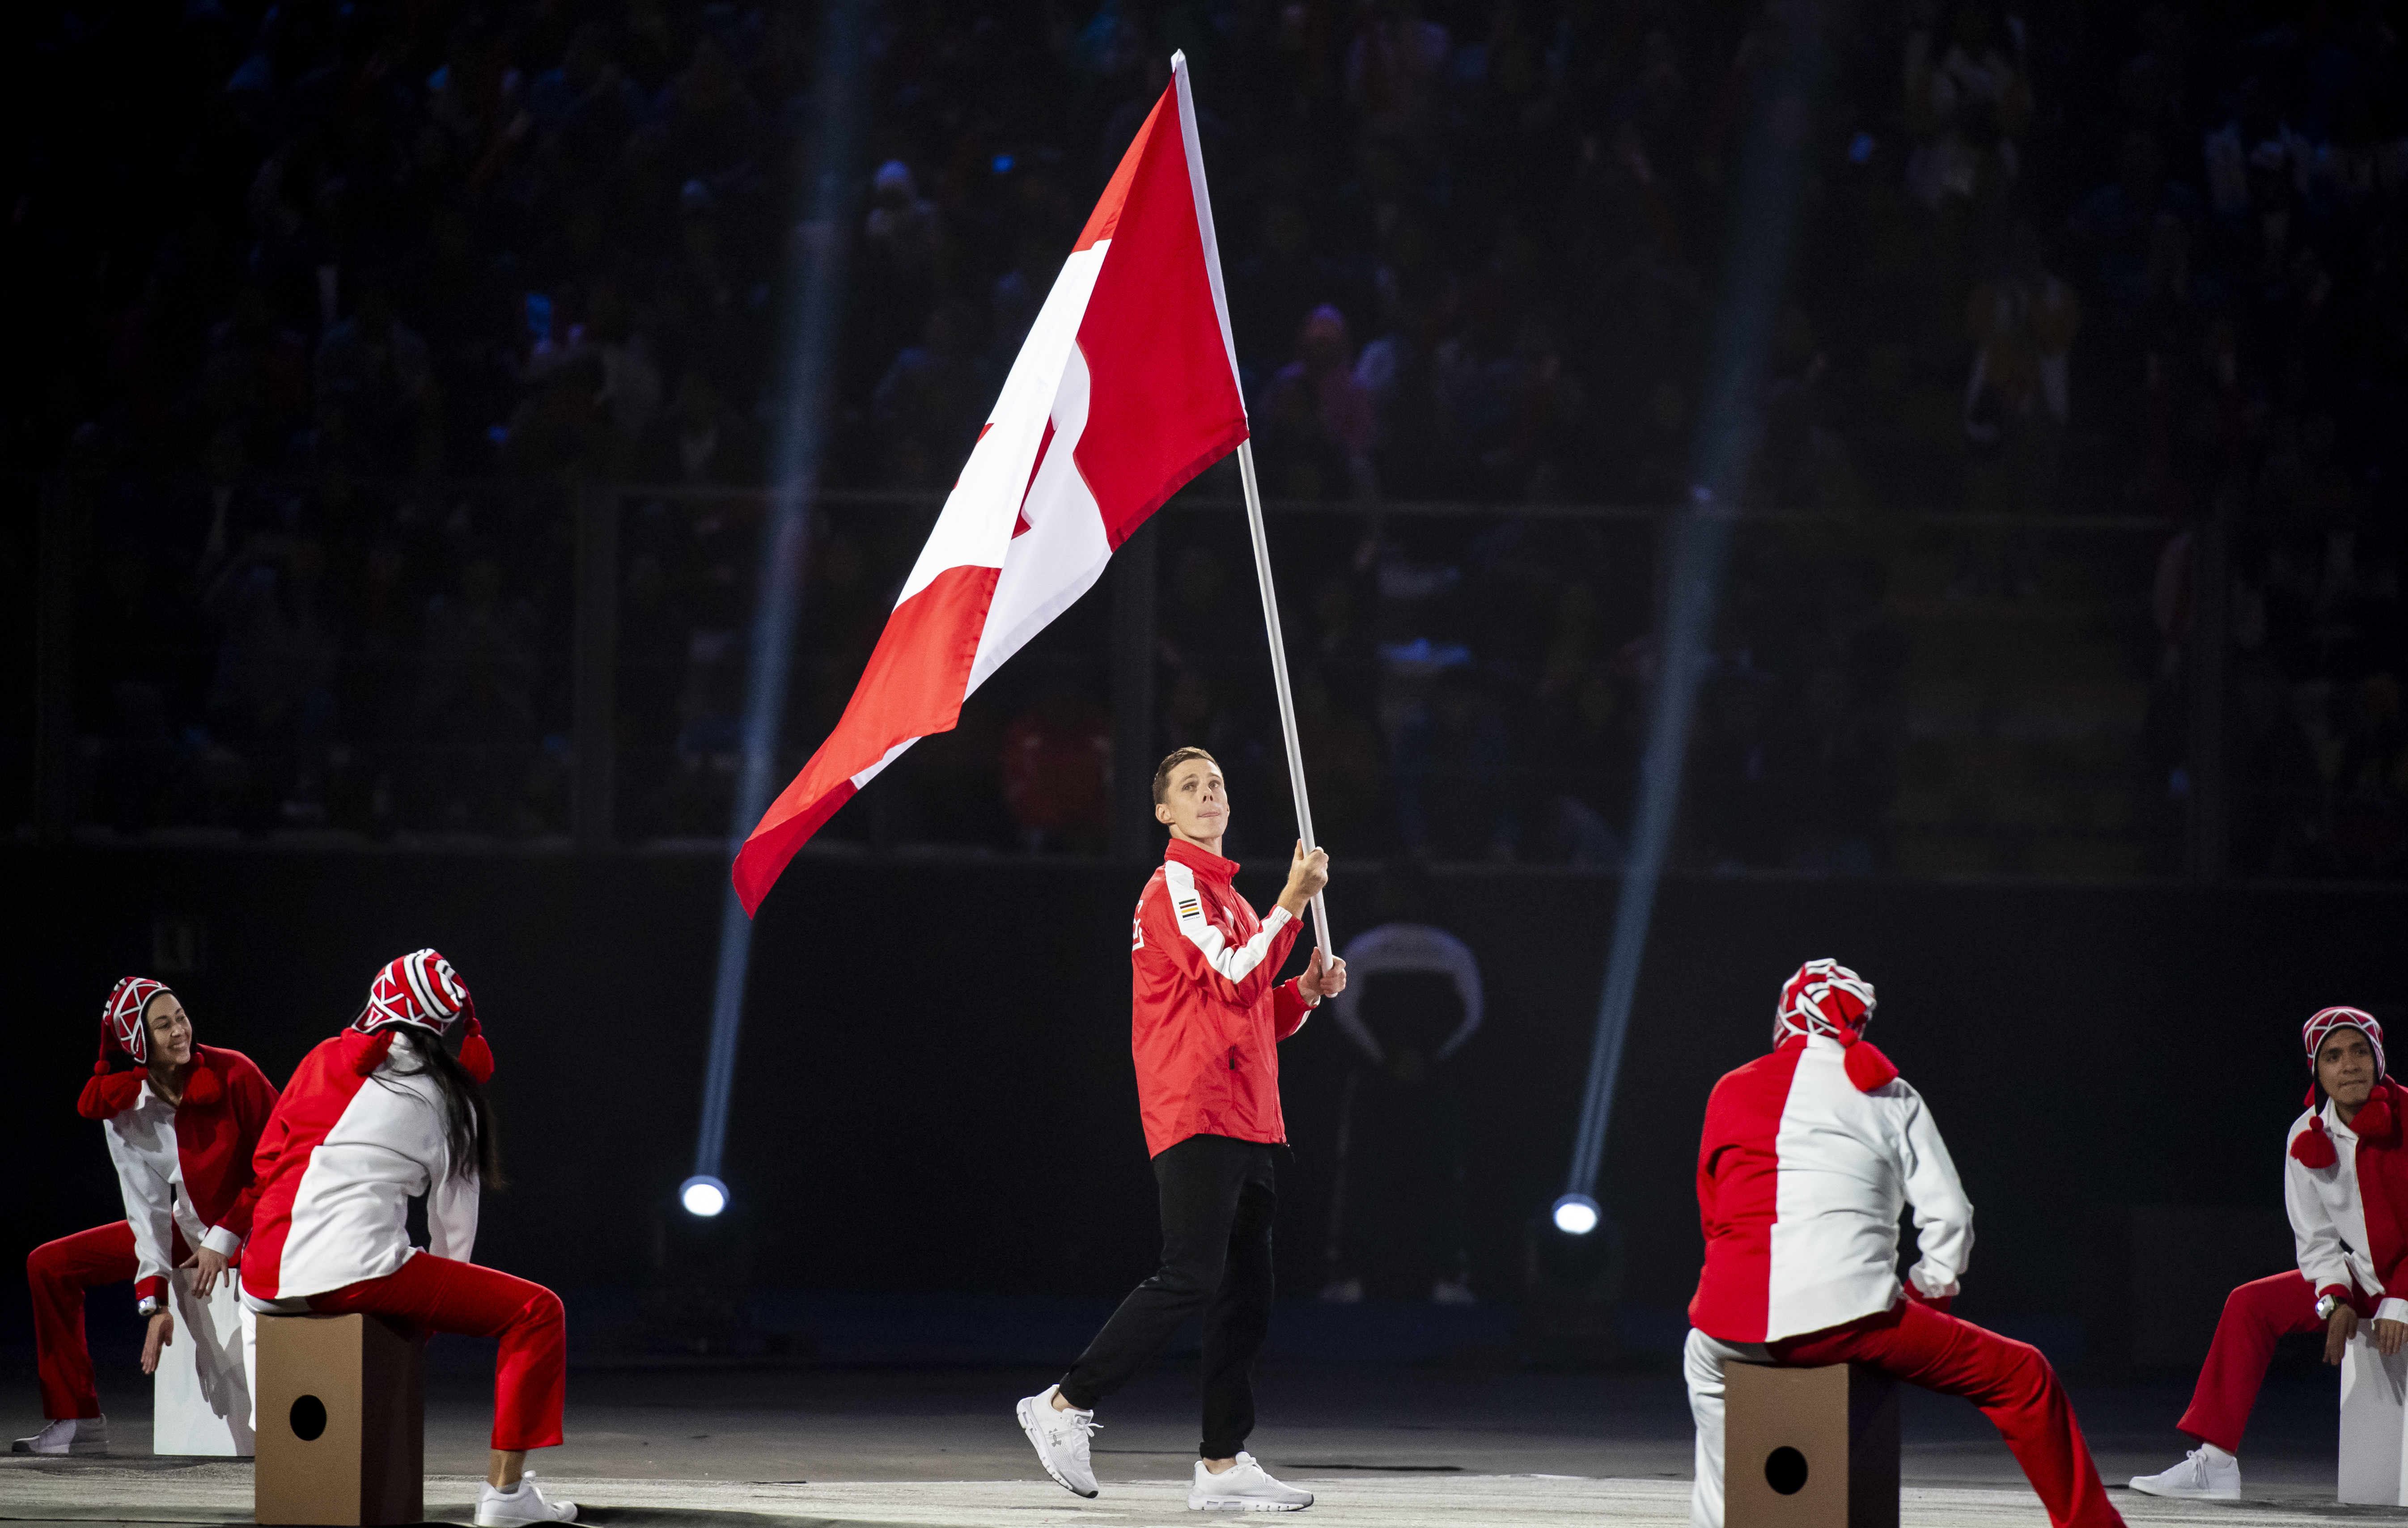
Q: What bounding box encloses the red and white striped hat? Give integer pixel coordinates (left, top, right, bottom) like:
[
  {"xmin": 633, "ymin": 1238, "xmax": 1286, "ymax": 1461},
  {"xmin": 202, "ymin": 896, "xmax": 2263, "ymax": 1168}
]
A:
[
  {"xmin": 2304, "ymin": 1006, "xmax": 2385, "ymax": 1079},
  {"xmin": 350, "ymin": 949, "xmax": 493, "ymax": 1083},
  {"xmin": 99, "ymin": 976, "xmax": 171, "ymax": 1068},
  {"xmin": 1773, "ymin": 958, "xmax": 1895, "ymax": 1093},
  {"xmin": 1775, "ymin": 958, "xmax": 1877, "ymax": 1044}
]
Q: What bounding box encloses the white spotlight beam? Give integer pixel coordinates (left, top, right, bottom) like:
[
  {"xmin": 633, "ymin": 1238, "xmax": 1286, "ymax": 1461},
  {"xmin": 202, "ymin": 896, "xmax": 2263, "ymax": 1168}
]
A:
[{"xmin": 687, "ymin": 0, "xmax": 873, "ymax": 1209}]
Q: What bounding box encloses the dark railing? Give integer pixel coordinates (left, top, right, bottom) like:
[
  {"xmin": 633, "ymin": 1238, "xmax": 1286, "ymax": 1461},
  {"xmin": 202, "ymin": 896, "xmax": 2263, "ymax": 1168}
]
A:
[{"xmin": 17, "ymin": 470, "xmax": 2369, "ymax": 884}]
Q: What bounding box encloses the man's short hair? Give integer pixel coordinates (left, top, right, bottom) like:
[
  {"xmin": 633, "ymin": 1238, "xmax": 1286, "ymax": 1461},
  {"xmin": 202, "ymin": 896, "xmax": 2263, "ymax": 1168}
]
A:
[{"xmin": 1152, "ymin": 746, "xmax": 1219, "ymax": 804}]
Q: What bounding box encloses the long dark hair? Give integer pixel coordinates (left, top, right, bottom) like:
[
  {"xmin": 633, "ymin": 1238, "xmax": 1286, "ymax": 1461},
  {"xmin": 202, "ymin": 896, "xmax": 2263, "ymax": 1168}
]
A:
[{"xmin": 379, "ymin": 1027, "xmax": 504, "ymax": 1187}]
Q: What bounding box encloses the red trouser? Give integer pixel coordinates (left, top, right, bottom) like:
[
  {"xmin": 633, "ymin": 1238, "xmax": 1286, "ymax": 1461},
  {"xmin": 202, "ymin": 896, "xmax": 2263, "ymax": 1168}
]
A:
[
  {"xmin": 27, "ymin": 1221, "xmax": 191, "ymax": 1421},
  {"xmin": 2175, "ymin": 1271, "xmax": 2371, "ymax": 1453},
  {"xmin": 1773, "ymin": 1299, "xmax": 2123, "ymax": 1528},
  {"xmin": 309, "ymin": 1252, "xmax": 566, "ymax": 1450}
]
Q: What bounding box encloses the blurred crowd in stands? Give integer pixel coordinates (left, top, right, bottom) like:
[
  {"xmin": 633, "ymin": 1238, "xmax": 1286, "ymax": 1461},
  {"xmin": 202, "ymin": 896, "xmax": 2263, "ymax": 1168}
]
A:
[{"xmin": 3, "ymin": 0, "xmax": 2403, "ymax": 876}]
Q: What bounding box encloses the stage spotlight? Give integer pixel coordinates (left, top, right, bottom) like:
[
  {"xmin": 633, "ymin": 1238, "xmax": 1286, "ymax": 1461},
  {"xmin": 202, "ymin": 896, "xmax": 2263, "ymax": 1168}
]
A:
[
  {"xmin": 1551, "ymin": 1193, "xmax": 1601, "ymax": 1236},
  {"xmin": 679, "ymin": 1175, "xmax": 729, "ymax": 1218}
]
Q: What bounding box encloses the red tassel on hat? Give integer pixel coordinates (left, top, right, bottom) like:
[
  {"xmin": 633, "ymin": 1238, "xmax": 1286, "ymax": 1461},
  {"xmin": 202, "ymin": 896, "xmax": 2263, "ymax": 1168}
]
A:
[
  {"xmin": 458, "ymin": 1003, "xmax": 495, "ymax": 1086},
  {"xmin": 182, "ymin": 1061, "xmax": 222, "ymax": 1107},
  {"xmin": 2358, "ymin": 1082, "xmax": 2398, "ymax": 1144},
  {"xmin": 77, "ymin": 1071, "xmax": 145, "ymax": 1121},
  {"xmin": 2294, "ymin": 1084, "xmax": 2340, "ymax": 1168},
  {"xmin": 1843, "ymin": 1037, "xmax": 1899, "ymax": 1092}
]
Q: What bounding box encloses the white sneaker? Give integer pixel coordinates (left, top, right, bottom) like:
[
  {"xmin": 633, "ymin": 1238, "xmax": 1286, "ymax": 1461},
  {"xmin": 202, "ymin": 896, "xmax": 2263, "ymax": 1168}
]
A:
[
  {"xmin": 1190, "ymin": 1452, "xmax": 1314, "ymax": 1511},
  {"xmin": 1316, "ymin": 1278, "xmax": 1363, "ymax": 1305},
  {"xmin": 1016, "ymin": 1384, "xmax": 1100, "ymax": 1498},
  {"xmin": 475, "ymin": 1472, "xmax": 578, "ymax": 1524},
  {"xmin": 2130, "ymin": 1444, "xmax": 2241, "ymax": 1500},
  {"xmin": 12, "ymin": 1417, "xmax": 108, "ymax": 1456},
  {"xmin": 1430, "ymin": 1278, "xmax": 1476, "ymax": 1306}
]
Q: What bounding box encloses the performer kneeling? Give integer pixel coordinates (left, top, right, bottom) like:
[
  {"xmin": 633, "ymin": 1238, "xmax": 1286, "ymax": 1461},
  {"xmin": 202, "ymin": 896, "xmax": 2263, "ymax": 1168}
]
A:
[
  {"xmin": 1018, "ymin": 747, "xmax": 1346, "ymax": 1512},
  {"xmin": 1683, "ymin": 960, "xmax": 2122, "ymax": 1528},
  {"xmin": 242, "ymin": 950, "xmax": 573, "ymax": 1528},
  {"xmin": 2130, "ymin": 1006, "xmax": 2406, "ymax": 1500},
  {"xmin": 19, "ymin": 979, "xmax": 278, "ymax": 1455}
]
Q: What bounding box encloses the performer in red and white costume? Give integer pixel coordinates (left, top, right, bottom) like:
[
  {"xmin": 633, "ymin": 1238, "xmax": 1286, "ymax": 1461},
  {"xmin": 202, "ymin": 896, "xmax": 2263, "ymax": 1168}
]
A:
[
  {"xmin": 1017, "ymin": 746, "xmax": 1346, "ymax": 1513},
  {"xmin": 1684, "ymin": 960, "xmax": 2122, "ymax": 1528},
  {"xmin": 2129, "ymin": 1006, "xmax": 2407, "ymax": 1500},
  {"xmin": 18, "ymin": 978, "xmax": 277, "ymax": 1456},
  {"xmin": 242, "ymin": 949, "xmax": 573, "ymax": 1528}
]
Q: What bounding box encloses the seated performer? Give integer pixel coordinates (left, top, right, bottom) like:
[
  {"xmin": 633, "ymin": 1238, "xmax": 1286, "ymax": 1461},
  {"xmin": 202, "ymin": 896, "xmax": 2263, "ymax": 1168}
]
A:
[
  {"xmin": 242, "ymin": 949, "xmax": 573, "ymax": 1528},
  {"xmin": 2130, "ymin": 1006, "xmax": 2406, "ymax": 1500},
  {"xmin": 1683, "ymin": 959, "xmax": 2123, "ymax": 1528},
  {"xmin": 1018, "ymin": 746, "xmax": 1346, "ymax": 1513},
  {"xmin": 19, "ymin": 979, "xmax": 278, "ymax": 1456}
]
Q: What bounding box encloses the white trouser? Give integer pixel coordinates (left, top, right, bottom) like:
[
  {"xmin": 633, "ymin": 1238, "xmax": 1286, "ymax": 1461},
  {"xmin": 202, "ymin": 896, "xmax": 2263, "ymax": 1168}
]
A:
[{"xmin": 1684, "ymin": 1326, "xmax": 1771, "ymax": 1528}]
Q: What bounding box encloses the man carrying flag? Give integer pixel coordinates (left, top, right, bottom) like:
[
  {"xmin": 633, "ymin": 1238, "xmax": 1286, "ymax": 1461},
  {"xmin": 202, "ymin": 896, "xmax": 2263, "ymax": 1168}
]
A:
[
  {"xmin": 729, "ymin": 48, "xmax": 1348, "ymax": 1507},
  {"xmin": 1017, "ymin": 746, "xmax": 1345, "ymax": 1511}
]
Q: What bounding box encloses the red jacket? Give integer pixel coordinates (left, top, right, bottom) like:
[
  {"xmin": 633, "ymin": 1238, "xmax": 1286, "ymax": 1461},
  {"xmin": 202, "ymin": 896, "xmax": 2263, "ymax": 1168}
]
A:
[
  {"xmin": 78, "ymin": 1045, "xmax": 280, "ymax": 1304},
  {"xmin": 1130, "ymin": 839, "xmax": 1314, "ymax": 1156}
]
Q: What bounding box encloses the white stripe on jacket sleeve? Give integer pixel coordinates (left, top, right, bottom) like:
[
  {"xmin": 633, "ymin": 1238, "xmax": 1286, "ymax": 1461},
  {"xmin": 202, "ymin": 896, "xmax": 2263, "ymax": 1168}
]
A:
[{"xmin": 1164, "ymin": 860, "xmax": 1292, "ymax": 983}]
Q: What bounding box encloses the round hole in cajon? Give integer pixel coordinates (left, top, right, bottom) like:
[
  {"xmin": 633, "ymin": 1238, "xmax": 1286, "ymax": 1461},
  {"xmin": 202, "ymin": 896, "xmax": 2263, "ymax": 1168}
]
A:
[
  {"xmin": 288, "ymin": 1394, "xmax": 328, "ymax": 1442},
  {"xmin": 1764, "ymin": 1445, "xmax": 1809, "ymax": 1495}
]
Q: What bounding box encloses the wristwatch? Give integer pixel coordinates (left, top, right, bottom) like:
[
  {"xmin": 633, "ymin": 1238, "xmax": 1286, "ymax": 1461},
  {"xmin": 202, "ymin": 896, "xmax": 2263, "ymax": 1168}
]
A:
[
  {"xmin": 137, "ymin": 1295, "xmax": 164, "ymax": 1318},
  {"xmin": 2318, "ymin": 1293, "xmax": 2343, "ymax": 1321}
]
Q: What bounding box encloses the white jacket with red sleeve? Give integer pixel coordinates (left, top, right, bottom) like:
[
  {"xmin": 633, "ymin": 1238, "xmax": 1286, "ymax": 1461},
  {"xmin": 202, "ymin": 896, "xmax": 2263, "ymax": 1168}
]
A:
[
  {"xmin": 80, "ymin": 1045, "xmax": 280, "ymax": 1312},
  {"xmin": 1689, "ymin": 1033, "xmax": 1974, "ymax": 1343},
  {"xmin": 2285, "ymin": 1084, "xmax": 2408, "ymax": 1325},
  {"xmin": 1129, "ymin": 838, "xmax": 1314, "ymax": 1156},
  {"xmin": 241, "ymin": 1028, "xmax": 478, "ymax": 1307}
]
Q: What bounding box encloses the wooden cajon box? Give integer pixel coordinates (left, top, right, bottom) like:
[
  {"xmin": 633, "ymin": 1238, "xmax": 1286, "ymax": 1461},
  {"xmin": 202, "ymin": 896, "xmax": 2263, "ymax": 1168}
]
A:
[
  {"xmin": 2339, "ymin": 1330, "xmax": 2408, "ymax": 1504},
  {"xmin": 1727, "ymin": 1361, "xmax": 1900, "ymax": 1528},
  {"xmin": 254, "ymin": 1314, "xmax": 424, "ymax": 1526}
]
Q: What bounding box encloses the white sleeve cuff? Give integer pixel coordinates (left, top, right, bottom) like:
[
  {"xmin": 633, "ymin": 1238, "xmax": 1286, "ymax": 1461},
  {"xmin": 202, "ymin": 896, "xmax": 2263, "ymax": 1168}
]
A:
[
  {"xmin": 1908, "ymin": 1262, "xmax": 1962, "ymax": 1299},
  {"xmin": 2378, "ymin": 1297, "xmax": 2408, "ymax": 1325},
  {"xmin": 201, "ymin": 1225, "xmax": 243, "ymax": 1257}
]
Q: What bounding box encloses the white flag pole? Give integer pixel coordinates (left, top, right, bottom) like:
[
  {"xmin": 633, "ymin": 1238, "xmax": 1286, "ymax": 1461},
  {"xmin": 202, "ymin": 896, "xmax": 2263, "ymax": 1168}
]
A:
[{"xmin": 1235, "ymin": 437, "xmax": 1333, "ymax": 955}]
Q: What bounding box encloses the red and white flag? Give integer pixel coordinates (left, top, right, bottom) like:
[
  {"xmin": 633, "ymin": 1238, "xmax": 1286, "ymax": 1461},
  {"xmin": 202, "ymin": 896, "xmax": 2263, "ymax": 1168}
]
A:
[{"xmin": 733, "ymin": 53, "xmax": 1246, "ymax": 914}]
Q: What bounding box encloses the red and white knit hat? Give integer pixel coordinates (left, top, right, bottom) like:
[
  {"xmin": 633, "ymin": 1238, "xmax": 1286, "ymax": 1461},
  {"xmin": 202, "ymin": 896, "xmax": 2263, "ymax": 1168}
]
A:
[
  {"xmin": 1774, "ymin": 959, "xmax": 1877, "ymax": 1043},
  {"xmin": 2293, "ymin": 1006, "xmax": 2391, "ymax": 1168},
  {"xmin": 349, "ymin": 949, "xmax": 493, "ymax": 1084},
  {"xmin": 98, "ymin": 976, "xmax": 171, "ymax": 1069},
  {"xmin": 2305, "ymin": 1006, "xmax": 2386, "ymax": 1079},
  {"xmin": 1773, "ymin": 958, "xmax": 1896, "ymax": 1092}
]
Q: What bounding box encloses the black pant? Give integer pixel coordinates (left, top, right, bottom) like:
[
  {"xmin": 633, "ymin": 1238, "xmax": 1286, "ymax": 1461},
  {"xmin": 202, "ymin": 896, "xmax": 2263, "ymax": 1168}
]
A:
[{"xmin": 1059, "ymin": 1133, "xmax": 1277, "ymax": 1459}]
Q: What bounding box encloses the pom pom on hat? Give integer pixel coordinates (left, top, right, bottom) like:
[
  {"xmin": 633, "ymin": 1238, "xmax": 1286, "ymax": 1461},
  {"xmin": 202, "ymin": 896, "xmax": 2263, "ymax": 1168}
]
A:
[
  {"xmin": 182, "ymin": 1059, "xmax": 222, "ymax": 1107},
  {"xmin": 78, "ymin": 1071, "xmax": 146, "ymax": 1121},
  {"xmin": 2293, "ymin": 1084, "xmax": 2340, "ymax": 1169},
  {"xmin": 1844, "ymin": 1038, "xmax": 1900, "ymax": 1092},
  {"xmin": 457, "ymin": 1001, "xmax": 494, "ymax": 1086},
  {"xmin": 2360, "ymin": 1084, "xmax": 2399, "ymax": 1144}
]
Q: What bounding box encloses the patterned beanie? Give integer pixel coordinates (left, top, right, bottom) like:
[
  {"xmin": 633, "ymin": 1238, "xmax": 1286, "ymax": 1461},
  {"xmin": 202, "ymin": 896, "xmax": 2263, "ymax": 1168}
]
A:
[
  {"xmin": 1773, "ymin": 958, "xmax": 1895, "ymax": 1093},
  {"xmin": 348, "ymin": 949, "xmax": 493, "ymax": 1084}
]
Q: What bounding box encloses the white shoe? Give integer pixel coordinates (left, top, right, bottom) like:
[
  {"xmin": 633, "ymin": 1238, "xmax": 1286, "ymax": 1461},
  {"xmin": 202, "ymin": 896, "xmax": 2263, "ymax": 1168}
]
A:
[
  {"xmin": 475, "ymin": 1472, "xmax": 578, "ymax": 1524},
  {"xmin": 1190, "ymin": 1452, "xmax": 1314, "ymax": 1511},
  {"xmin": 12, "ymin": 1417, "xmax": 108, "ymax": 1456},
  {"xmin": 1316, "ymin": 1278, "xmax": 1363, "ymax": 1305},
  {"xmin": 2130, "ymin": 1445, "xmax": 2241, "ymax": 1500},
  {"xmin": 1431, "ymin": 1278, "xmax": 1476, "ymax": 1306},
  {"xmin": 1016, "ymin": 1384, "xmax": 1100, "ymax": 1498}
]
